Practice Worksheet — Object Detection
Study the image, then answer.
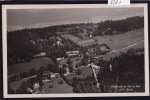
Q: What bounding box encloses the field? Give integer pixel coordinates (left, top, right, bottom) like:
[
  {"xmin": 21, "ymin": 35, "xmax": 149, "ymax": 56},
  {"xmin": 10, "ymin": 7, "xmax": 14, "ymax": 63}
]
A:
[
  {"xmin": 79, "ymin": 66, "xmax": 93, "ymax": 77},
  {"xmin": 103, "ymin": 41, "xmax": 144, "ymax": 60},
  {"xmin": 41, "ymin": 77, "xmax": 73, "ymax": 93},
  {"xmin": 93, "ymin": 28, "xmax": 144, "ymax": 50},
  {"xmin": 93, "ymin": 28, "xmax": 144, "ymax": 60},
  {"xmin": 8, "ymin": 57, "xmax": 53, "ymax": 77}
]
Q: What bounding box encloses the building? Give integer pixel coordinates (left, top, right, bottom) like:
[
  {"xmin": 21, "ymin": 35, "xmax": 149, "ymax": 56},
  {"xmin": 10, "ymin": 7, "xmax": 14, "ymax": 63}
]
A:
[
  {"xmin": 77, "ymin": 38, "xmax": 97, "ymax": 47},
  {"xmin": 33, "ymin": 82, "xmax": 40, "ymax": 93},
  {"xmin": 99, "ymin": 45, "xmax": 110, "ymax": 52},
  {"xmin": 63, "ymin": 67, "xmax": 70, "ymax": 76},
  {"xmin": 27, "ymin": 88, "xmax": 33, "ymax": 93},
  {"xmin": 33, "ymin": 52, "xmax": 46, "ymax": 58},
  {"xmin": 66, "ymin": 51, "xmax": 79, "ymax": 57}
]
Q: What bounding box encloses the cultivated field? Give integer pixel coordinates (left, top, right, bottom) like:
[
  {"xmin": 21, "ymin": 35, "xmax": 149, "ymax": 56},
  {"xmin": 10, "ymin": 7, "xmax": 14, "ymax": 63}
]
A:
[{"xmin": 8, "ymin": 57, "xmax": 53, "ymax": 77}]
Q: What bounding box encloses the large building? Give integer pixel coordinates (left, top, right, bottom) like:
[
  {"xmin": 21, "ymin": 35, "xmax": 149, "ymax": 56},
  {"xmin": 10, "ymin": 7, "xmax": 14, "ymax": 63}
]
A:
[{"xmin": 77, "ymin": 38, "xmax": 97, "ymax": 47}]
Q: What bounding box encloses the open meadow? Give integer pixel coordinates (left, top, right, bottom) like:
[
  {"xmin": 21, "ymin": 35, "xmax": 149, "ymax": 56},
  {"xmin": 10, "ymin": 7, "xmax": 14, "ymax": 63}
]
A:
[
  {"xmin": 93, "ymin": 28, "xmax": 144, "ymax": 50},
  {"xmin": 94, "ymin": 28, "xmax": 144, "ymax": 60},
  {"xmin": 8, "ymin": 57, "xmax": 53, "ymax": 77}
]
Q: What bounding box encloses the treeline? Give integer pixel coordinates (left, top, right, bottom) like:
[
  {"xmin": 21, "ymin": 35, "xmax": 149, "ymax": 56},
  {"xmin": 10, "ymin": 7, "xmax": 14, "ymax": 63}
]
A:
[
  {"xmin": 96, "ymin": 16, "xmax": 144, "ymax": 36},
  {"xmin": 97, "ymin": 48, "xmax": 144, "ymax": 92}
]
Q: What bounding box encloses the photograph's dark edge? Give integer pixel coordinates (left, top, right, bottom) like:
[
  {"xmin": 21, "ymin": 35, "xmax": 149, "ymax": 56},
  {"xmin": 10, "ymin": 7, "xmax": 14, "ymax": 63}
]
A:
[
  {"xmin": 0, "ymin": 3, "xmax": 3, "ymax": 100},
  {"xmin": 0, "ymin": 0, "xmax": 149, "ymax": 99}
]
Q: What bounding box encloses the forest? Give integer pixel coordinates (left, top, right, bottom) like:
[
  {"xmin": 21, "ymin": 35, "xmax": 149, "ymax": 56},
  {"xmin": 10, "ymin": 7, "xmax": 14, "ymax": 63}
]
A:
[{"xmin": 96, "ymin": 16, "xmax": 144, "ymax": 36}]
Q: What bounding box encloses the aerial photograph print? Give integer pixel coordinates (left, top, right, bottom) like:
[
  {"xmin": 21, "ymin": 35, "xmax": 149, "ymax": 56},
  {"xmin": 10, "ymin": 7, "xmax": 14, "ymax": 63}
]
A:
[{"xmin": 2, "ymin": 4, "xmax": 149, "ymax": 97}]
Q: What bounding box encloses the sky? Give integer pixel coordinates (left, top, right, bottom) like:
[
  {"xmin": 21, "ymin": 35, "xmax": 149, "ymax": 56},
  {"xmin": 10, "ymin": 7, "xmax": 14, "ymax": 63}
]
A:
[{"xmin": 7, "ymin": 7, "xmax": 144, "ymax": 31}]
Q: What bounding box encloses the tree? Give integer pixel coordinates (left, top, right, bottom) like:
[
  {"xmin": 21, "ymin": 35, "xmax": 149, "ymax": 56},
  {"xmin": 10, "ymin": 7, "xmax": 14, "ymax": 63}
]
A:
[
  {"xmin": 67, "ymin": 58, "xmax": 73, "ymax": 65},
  {"xmin": 37, "ymin": 66, "xmax": 45, "ymax": 74},
  {"xmin": 8, "ymin": 83, "xmax": 15, "ymax": 94},
  {"xmin": 62, "ymin": 64, "xmax": 67, "ymax": 68},
  {"xmin": 76, "ymin": 69, "xmax": 81, "ymax": 75},
  {"xmin": 59, "ymin": 80, "xmax": 64, "ymax": 85},
  {"xmin": 51, "ymin": 55, "xmax": 57, "ymax": 63},
  {"xmin": 20, "ymin": 81, "xmax": 28, "ymax": 94},
  {"xmin": 28, "ymin": 68, "xmax": 36, "ymax": 76},
  {"xmin": 60, "ymin": 68, "xmax": 67, "ymax": 74}
]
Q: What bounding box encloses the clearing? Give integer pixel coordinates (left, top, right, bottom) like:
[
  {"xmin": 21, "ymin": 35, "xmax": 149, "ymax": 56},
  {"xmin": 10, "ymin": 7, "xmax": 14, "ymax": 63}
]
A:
[{"xmin": 8, "ymin": 57, "xmax": 54, "ymax": 77}]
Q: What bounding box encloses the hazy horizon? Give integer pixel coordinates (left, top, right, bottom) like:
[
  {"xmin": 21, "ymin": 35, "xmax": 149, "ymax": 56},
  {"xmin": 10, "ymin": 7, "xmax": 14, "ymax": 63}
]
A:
[{"xmin": 7, "ymin": 7, "xmax": 144, "ymax": 32}]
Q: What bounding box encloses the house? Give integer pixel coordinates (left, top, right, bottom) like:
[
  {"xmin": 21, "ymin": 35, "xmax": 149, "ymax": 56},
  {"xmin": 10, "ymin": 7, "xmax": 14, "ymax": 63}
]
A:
[
  {"xmin": 77, "ymin": 38, "xmax": 97, "ymax": 47},
  {"xmin": 27, "ymin": 88, "xmax": 33, "ymax": 93},
  {"xmin": 42, "ymin": 79, "xmax": 51, "ymax": 83},
  {"xmin": 33, "ymin": 82, "xmax": 40, "ymax": 93},
  {"xmin": 55, "ymin": 73, "xmax": 61, "ymax": 77},
  {"xmin": 99, "ymin": 44, "xmax": 110, "ymax": 53},
  {"xmin": 63, "ymin": 67, "xmax": 70, "ymax": 76},
  {"xmin": 57, "ymin": 58, "xmax": 62, "ymax": 61},
  {"xmin": 66, "ymin": 51, "xmax": 79, "ymax": 57},
  {"xmin": 33, "ymin": 52, "xmax": 46, "ymax": 58},
  {"xmin": 56, "ymin": 41, "xmax": 62, "ymax": 46}
]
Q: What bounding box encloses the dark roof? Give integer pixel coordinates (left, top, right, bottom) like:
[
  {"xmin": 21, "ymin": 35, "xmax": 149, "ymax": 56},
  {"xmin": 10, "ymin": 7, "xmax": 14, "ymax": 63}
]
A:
[{"xmin": 77, "ymin": 38, "xmax": 97, "ymax": 47}]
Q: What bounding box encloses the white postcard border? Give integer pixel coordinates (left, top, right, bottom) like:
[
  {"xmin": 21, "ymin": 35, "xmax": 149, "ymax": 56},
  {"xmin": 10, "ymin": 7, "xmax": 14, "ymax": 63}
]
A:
[{"xmin": 2, "ymin": 4, "xmax": 149, "ymax": 98}]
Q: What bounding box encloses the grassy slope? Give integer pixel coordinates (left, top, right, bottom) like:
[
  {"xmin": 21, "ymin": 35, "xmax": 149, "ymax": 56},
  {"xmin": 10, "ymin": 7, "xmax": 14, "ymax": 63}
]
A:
[
  {"xmin": 94, "ymin": 28, "xmax": 144, "ymax": 50},
  {"xmin": 93, "ymin": 28, "xmax": 144, "ymax": 60},
  {"xmin": 8, "ymin": 57, "xmax": 53, "ymax": 77}
]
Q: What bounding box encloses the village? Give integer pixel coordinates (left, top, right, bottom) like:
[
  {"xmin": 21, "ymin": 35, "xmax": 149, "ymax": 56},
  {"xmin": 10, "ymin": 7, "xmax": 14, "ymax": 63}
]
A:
[
  {"xmin": 8, "ymin": 16, "xmax": 145, "ymax": 94},
  {"xmin": 8, "ymin": 24, "xmax": 113, "ymax": 94}
]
